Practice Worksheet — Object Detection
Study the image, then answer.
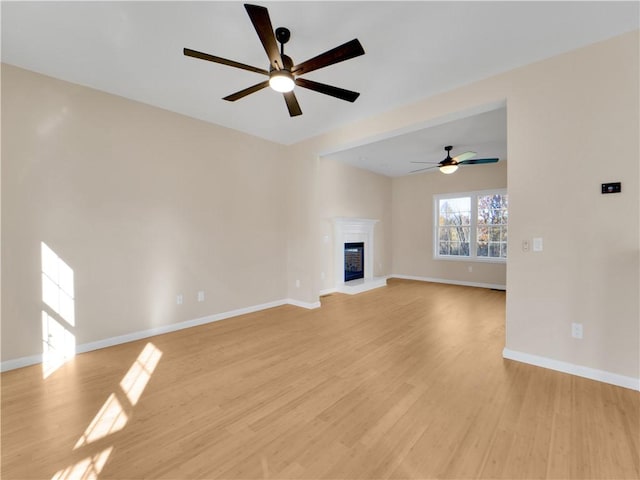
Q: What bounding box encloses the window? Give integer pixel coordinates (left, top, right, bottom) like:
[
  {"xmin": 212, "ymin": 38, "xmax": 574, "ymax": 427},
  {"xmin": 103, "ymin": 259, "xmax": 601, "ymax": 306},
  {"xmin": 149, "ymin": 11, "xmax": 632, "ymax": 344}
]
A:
[{"xmin": 434, "ymin": 189, "xmax": 508, "ymax": 261}]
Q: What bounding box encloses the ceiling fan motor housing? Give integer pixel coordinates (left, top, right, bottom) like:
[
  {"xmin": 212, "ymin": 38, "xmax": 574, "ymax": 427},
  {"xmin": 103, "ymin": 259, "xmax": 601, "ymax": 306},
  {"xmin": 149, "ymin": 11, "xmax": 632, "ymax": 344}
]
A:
[
  {"xmin": 442, "ymin": 146, "xmax": 455, "ymax": 165},
  {"xmin": 272, "ymin": 54, "xmax": 294, "ymax": 72}
]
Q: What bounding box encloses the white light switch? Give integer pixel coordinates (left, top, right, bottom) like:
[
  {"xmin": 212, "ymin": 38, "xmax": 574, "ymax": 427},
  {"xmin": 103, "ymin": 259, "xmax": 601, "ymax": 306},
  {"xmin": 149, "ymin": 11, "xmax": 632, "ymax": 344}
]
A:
[{"xmin": 533, "ymin": 237, "xmax": 543, "ymax": 252}]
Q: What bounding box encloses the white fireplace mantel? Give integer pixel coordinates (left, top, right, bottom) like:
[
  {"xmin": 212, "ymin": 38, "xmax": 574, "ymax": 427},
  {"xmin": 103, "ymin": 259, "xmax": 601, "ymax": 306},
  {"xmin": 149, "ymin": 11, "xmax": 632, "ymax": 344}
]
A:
[{"xmin": 332, "ymin": 217, "xmax": 386, "ymax": 294}]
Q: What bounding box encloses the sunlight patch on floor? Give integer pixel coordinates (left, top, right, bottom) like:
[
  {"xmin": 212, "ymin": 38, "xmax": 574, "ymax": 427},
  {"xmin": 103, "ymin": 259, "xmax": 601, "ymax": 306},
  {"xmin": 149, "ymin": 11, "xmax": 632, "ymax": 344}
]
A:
[
  {"xmin": 51, "ymin": 446, "xmax": 113, "ymax": 480},
  {"xmin": 52, "ymin": 342, "xmax": 163, "ymax": 479},
  {"xmin": 120, "ymin": 342, "xmax": 162, "ymax": 406},
  {"xmin": 74, "ymin": 394, "xmax": 128, "ymax": 449}
]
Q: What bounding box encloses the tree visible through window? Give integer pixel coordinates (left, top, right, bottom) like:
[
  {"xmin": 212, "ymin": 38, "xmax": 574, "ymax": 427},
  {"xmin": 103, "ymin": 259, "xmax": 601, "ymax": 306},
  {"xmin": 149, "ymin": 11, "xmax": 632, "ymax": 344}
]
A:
[
  {"xmin": 438, "ymin": 197, "xmax": 471, "ymax": 256},
  {"xmin": 477, "ymin": 193, "xmax": 508, "ymax": 259},
  {"xmin": 435, "ymin": 190, "xmax": 508, "ymax": 261}
]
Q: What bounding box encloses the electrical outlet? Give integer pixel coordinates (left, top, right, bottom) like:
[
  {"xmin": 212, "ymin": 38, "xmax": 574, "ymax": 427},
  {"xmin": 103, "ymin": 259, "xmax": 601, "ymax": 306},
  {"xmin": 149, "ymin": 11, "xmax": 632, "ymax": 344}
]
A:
[
  {"xmin": 295, "ymin": 279, "xmax": 300, "ymax": 288},
  {"xmin": 468, "ymin": 265, "xmax": 473, "ymax": 273},
  {"xmin": 571, "ymin": 322, "xmax": 583, "ymax": 339},
  {"xmin": 176, "ymin": 294, "xmax": 183, "ymax": 305},
  {"xmin": 197, "ymin": 291, "xmax": 205, "ymax": 302},
  {"xmin": 522, "ymin": 240, "xmax": 530, "ymax": 252}
]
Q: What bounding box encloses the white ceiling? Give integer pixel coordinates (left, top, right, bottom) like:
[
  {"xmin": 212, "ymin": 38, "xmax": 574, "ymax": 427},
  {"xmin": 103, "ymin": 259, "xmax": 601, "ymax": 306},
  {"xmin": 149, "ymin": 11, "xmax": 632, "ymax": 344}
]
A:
[
  {"xmin": 324, "ymin": 106, "xmax": 507, "ymax": 177},
  {"xmin": 2, "ymin": 1, "xmax": 638, "ymax": 176}
]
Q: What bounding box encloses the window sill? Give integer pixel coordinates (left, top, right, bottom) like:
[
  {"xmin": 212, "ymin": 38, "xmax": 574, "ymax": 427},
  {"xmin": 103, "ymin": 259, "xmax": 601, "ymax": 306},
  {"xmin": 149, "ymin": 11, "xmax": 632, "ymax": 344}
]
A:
[{"xmin": 433, "ymin": 255, "xmax": 506, "ymax": 264}]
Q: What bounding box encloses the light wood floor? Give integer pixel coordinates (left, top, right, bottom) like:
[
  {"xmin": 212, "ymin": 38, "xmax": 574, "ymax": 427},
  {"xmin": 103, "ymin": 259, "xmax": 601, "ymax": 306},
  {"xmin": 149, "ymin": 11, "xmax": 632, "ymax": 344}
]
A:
[{"xmin": 2, "ymin": 279, "xmax": 639, "ymax": 479}]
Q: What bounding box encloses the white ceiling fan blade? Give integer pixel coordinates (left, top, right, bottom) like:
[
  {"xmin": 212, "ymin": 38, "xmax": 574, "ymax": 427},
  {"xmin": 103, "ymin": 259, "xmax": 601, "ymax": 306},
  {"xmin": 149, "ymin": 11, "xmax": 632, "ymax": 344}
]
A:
[{"xmin": 453, "ymin": 151, "xmax": 476, "ymax": 162}]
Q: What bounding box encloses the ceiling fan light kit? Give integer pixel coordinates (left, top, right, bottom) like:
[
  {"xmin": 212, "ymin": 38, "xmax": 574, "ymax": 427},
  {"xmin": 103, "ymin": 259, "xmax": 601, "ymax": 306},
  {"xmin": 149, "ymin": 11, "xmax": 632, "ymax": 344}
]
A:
[
  {"xmin": 183, "ymin": 3, "xmax": 365, "ymax": 117},
  {"xmin": 410, "ymin": 145, "xmax": 500, "ymax": 175},
  {"xmin": 439, "ymin": 164, "xmax": 459, "ymax": 174},
  {"xmin": 269, "ymin": 70, "xmax": 295, "ymax": 92}
]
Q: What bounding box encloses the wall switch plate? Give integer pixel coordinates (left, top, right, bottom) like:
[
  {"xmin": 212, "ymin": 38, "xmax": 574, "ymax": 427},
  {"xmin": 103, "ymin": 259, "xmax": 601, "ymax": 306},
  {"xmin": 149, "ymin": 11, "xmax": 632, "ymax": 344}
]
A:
[
  {"xmin": 571, "ymin": 322, "xmax": 583, "ymax": 339},
  {"xmin": 176, "ymin": 294, "xmax": 183, "ymax": 305},
  {"xmin": 533, "ymin": 237, "xmax": 543, "ymax": 252},
  {"xmin": 197, "ymin": 291, "xmax": 205, "ymax": 302}
]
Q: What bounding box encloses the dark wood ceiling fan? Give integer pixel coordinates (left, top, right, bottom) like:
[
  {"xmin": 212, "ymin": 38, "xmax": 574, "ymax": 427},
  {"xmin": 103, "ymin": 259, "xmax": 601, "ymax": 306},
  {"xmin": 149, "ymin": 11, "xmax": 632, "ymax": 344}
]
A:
[
  {"xmin": 410, "ymin": 146, "xmax": 499, "ymax": 174},
  {"xmin": 183, "ymin": 3, "xmax": 365, "ymax": 117}
]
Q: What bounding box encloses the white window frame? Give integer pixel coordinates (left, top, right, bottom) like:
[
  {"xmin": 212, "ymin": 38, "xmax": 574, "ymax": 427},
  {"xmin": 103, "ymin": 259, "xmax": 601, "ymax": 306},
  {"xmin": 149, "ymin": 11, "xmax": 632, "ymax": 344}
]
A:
[{"xmin": 433, "ymin": 188, "xmax": 507, "ymax": 263}]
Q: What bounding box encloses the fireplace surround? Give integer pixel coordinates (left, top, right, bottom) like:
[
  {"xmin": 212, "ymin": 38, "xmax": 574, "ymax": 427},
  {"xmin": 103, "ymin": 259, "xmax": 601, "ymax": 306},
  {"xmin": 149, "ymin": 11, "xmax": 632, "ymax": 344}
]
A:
[{"xmin": 331, "ymin": 217, "xmax": 386, "ymax": 294}]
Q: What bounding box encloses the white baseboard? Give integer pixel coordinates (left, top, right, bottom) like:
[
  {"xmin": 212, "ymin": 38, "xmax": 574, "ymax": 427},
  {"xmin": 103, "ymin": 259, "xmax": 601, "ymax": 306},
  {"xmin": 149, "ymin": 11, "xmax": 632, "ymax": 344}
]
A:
[
  {"xmin": 1, "ymin": 298, "xmax": 320, "ymax": 372},
  {"xmin": 286, "ymin": 298, "xmax": 321, "ymax": 310},
  {"xmin": 0, "ymin": 354, "xmax": 44, "ymax": 372},
  {"xmin": 503, "ymin": 348, "xmax": 640, "ymax": 391},
  {"xmin": 390, "ymin": 274, "xmax": 506, "ymax": 290}
]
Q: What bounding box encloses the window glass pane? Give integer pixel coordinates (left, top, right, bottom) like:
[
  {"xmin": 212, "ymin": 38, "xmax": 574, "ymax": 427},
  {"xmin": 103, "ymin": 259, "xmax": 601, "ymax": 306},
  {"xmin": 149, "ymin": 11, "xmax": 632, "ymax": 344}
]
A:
[
  {"xmin": 437, "ymin": 197, "xmax": 471, "ymax": 257},
  {"xmin": 476, "ymin": 193, "xmax": 507, "ymax": 260},
  {"xmin": 477, "ymin": 226, "xmax": 488, "ymax": 243},
  {"xmin": 439, "ymin": 197, "xmax": 471, "ymax": 227}
]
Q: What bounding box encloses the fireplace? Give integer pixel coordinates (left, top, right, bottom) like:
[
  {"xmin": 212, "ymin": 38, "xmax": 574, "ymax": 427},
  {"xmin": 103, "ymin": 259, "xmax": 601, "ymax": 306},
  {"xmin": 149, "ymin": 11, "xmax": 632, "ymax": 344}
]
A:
[
  {"xmin": 331, "ymin": 217, "xmax": 386, "ymax": 294},
  {"xmin": 344, "ymin": 242, "xmax": 364, "ymax": 282}
]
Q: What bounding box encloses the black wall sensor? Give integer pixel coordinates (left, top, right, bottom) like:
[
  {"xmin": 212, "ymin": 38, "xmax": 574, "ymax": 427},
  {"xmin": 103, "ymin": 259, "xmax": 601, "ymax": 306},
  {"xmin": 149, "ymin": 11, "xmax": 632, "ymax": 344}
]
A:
[{"xmin": 601, "ymin": 182, "xmax": 621, "ymax": 194}]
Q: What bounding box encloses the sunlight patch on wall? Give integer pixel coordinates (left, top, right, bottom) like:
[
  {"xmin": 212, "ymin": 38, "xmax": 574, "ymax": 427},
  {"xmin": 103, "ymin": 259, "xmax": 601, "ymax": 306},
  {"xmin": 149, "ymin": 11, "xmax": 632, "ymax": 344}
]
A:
[
  {"xmin": 42, "ymin": 312, "xmax": 76, "ymax": 379},
  {"xmin": 51, "ymin": 446, "xmax": 113, "ymax": 480},
  {"xmin": 41, "ymin": 242, "xmax": 76, "ymax": 378}
]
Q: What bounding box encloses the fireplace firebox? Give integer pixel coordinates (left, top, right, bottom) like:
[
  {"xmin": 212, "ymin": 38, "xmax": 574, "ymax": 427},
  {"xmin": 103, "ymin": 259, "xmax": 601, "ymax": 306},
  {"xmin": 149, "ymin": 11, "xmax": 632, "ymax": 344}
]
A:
[{"xmin": 344, "ymin": 242, "xmax": 364, "ymax": 282}]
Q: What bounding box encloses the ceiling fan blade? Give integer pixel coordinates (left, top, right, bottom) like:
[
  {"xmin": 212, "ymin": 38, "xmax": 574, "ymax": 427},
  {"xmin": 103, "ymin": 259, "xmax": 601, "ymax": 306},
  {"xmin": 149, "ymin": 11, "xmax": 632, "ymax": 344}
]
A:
[
  {"xmin": 292, "ymin": 39, "xmax": 365, "ymax": 76},
  {"xmin": 183, "ymin": 48, "xmax": 269, "ymax": 76},
  {"xmin": 295, "ymin": 78, "xmax": 360, "ymax": 102},
  {"xmin": 410, "ymin": 161, "xmax": 440, "ymax": 164},
  {"xmin": 223, "ymin": 80, "xmax": 270, "ymax": 102},
  {"xmin": 410, "ymin": 166, "xmax": 439, "ymax": 173},
  {"xmin": 283, "ymin": 91, "xmax": 302, "ymax": 117},
  {"xmin": 452, "ymin": 151, "xmax": 476, "ymax": 162},
  {"xmin": 244, "ymin": 4, "xmax": 284, "ymax": 71},
  {"xmin": 458, "ymin": 158, "xmax": 499, "ymax": 165}
]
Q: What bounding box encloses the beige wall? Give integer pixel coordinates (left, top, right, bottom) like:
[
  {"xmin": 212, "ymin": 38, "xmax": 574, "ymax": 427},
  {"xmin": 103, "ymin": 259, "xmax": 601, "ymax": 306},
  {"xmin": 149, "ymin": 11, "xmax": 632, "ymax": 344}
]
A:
[
  {"xmin": 504, "ymin": 33, "xmax": 639, "ymax": 378},
  {"xmin": 2, "ymin": 64, "xmax": 289, "ymax": 362},
  {"xmin": 392, "ymin": 162, "xmax": 507, "ymax": 286}
]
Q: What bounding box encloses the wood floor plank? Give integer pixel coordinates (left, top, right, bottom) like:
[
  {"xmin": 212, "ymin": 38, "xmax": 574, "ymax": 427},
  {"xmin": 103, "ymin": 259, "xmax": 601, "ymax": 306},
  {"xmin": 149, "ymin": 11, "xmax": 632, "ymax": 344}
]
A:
[{"xmin": 2, "ymin": 279, "xmax": 638, "ymax": 479}]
